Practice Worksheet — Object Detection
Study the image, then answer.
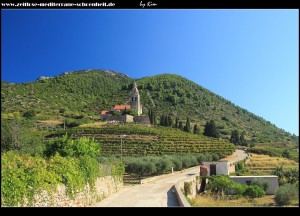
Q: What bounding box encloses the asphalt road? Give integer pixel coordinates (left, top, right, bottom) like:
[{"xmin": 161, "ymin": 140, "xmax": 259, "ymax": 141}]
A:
[{"xmin": 92, "ymin": 150, "xmax": 247, "ymax": 207}]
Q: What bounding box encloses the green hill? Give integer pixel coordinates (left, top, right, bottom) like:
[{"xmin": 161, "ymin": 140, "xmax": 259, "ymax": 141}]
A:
[
  {"xmin": 1, "ymin": 69, "xmax": 298, "ymax": 146},
  {"xmin": 49, "ymin": 124, "xmax": 235, "ymax": 158}
]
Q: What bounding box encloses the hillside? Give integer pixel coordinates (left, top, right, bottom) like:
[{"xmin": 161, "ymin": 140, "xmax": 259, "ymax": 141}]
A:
[
  {"xmin": 48, "ymin": 124, "xmax": 235, "ymax": 158},
  {"xmin": 1, "ymin": 69, "xmax": 298, "ymax": 146}
]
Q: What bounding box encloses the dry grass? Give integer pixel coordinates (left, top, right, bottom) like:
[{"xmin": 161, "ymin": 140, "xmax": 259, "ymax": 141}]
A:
[
  {"xmin": 36, "ymin": 120, "xmax": 63, "ymax": 125},
  {"xmin": 191, "ymin": 194, "xmax": 276, "ymax": 207},
  {"xmin": 244, "ymin": 154, "xmax": 298, "ymax": 175},
  {"xmin": 78, "ymin": 122, "xmax": 107, "ymax": 128}
]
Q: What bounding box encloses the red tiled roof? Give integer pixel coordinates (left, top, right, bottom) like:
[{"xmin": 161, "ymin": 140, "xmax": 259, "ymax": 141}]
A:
[
  {"xmin": 100, "ymin": 110, "xmax": 110, "ymax": 114},
  {"xmin": 114, "ymin": 105, "xmax": 131, "ymax": 110}
]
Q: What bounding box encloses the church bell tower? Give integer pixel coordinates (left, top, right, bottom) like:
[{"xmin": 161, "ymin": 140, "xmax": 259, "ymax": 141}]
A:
[{"xmin": 130, "ymin": 82, "xmax": 142, "ymax": 116}]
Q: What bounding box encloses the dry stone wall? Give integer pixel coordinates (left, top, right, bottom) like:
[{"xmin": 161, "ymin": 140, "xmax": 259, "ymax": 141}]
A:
[{"xmin": 20, "ymin": 176, "xmax": 123, "ymax": 207}]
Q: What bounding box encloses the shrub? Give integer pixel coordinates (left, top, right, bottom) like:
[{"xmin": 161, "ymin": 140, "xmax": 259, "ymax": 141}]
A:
[
  {"xmin": 44, "ymin": 135, "xmax": 101, "ymax": 158},
  {"xmin": 251, "ymin": 178, "xmax": 270, "ymax": 192},
  {"xmin": 235, "ymin": 162, "xmax": 244, "ymax": 172},
  {"xmin": 243, "ymin": 185, "xmax": 265, "ymax": 198},
  {"xmin": 206, "ymin": 175, "xmax": 233, "ymax": 195},
  {"xmin": 282, "ymin": 149, "xmax": 290, "ymax": 159},
  {"xmin": 23, "ymin": 110, "xmax": 36, "ymax": 119},
  {"xmin": 230, "ymin": 182, "xmax": 247, "ymax": 196},
  {"xmin": 212, "ymin": 153, "xmax": 219, "ymax": 161},
  {"xmin": 184, "ymin": 182, "xmax": 192, "ymax": 195},
  {"xmin": 275, "ymin": 183, "xmax": 298, "ymax": 206}
]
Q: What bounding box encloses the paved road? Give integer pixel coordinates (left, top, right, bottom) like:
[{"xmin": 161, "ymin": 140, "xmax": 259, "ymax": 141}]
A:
[
  {"xmin": 92, "ymin": 150, "xmax": 247, "ymax": 207},
  {"xmin": 222, "ymin": 149, "xmax": 248, "ymax": 163},
  {"xmin": 93, "ymin": 167, "xmax": 199, "ymax": 207}
]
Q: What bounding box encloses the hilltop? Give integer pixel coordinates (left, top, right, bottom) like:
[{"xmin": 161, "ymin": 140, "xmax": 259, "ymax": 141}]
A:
[{"xmin": 1, "ymin": 69, "xmax": 298, "ymax": 146}]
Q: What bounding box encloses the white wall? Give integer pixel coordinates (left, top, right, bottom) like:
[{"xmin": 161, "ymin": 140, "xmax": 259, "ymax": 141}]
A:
[{"xmin": 202, "ymin": 161, "xmax": 233, "ymax": 175}]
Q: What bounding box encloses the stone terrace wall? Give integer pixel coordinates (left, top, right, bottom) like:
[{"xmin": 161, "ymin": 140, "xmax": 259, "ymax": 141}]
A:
[{"xmin": 22, "ymin": 176, "xmax": 123, "ymax": 207}]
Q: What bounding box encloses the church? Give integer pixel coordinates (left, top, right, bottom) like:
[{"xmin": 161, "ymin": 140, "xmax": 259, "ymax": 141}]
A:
[{"xmin": 100, "ymin": 82, "xmax": 150, "ymax": 124}]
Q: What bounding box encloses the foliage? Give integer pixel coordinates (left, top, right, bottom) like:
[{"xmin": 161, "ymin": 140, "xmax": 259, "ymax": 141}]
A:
[
  {"xmin": 1, "ymin": 119, "xmax": 44, "ymax": 155},
  {"xmin": 206, "ymin": 175, "xmax": 265, "ymax": 198},
  {"xmin": 148, "ymin": 108, "xmax": 157, "ymax": 125},
  {"xmin": 193, "ymin": 124, "xmax": 200, "ymax": 134},
  {"xmin": 206, "ymin": 175, "xmax": 234, "ymax": 195},
  {"xmin": 23, "ymin": 110, "xmax": 37, "ymax": 119},
  {"xmin": 271, "ymin": 166, "xmax": 299, "ymax": 185},
  {"xmin": 44, "ymin": 135, "xmax": 101, "ymax": 158},
  {"xmin": 243, "ymin": 185, "xmax": 265, "ymax": 198},
  {"xmin": 250, "ymin": 178, "xmax": 270, "ymax": 193},
  {"xmin": 2, "ymin": 71, "xmax": 297, "ymax": 146},
  {"xmin": 122, "ymin": 153, "xmax": 218, "ymax": 177},
  {"xmin": 55, "ymin": 125, "xmax": 235, "ymax": 159},
  {"xmin": 282, "ymin": 149, "xmax": 290, "ymax": 159},
  {"xmin": 1, "ymin": 152, "xmax": 58, "ymax": 206},
  {"xmin": 184, "ymin": 117, "xmax": 191, "ymax": 133},
  {"xmin": 235, "ymin": 162, "xmax": 244, "ymax": 172},
  {"xmin": 230, "ymin": 130, "xmax": 247, "ymax": 146},
  {"xmin": 203, "ymin": 120, "xmax": 220, "ymax": 138},
  {"xmin": 275, "ymin": 183, "xmax": 299, "ymax": 206},
  {"xmin": 184, "ymin": 182, "xmax": 192, "ymax": 195},
  {"xmin": 1, "ymin": 149, "xmax": 114, "ymax": 206}
]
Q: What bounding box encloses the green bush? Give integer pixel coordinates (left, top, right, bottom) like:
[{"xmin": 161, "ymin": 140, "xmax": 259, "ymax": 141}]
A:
[
  {"xmin": 184, "ymin": 182, "xmax": 192, "ymax": 195},
  {"xmin": 230, "ymin": 182, "xmax": 247, "ymax": 196},
  {"xmin": 206, "ymin": 175, "xmax": 233, "ymax": 195},
  {"xmin": 23, "ymin": 110, "xmax": 36, "ymax": 119},
  {"xmin": 275, "ymin": 183, "xmax": 299, "ymax": 206},
  {"xmin": 243, "ymin": 185, "xmax": 265, "ymax": 198},
  {"xmin": 282, "ymin": 149, "xmax": 290, "ymax": 159},
  {"xmin": 251, "ymin": 178, "xmax": 270, "ymax": 192},
  {"xmin": 272, "ymin": 166, "xmax": 299, "ymax": 185},
  {"xmin": 212, "ymin": 153, "xmax": 219, "ymax": 161},
  {"xmin": 44, "ymin": 135, "xmax": 101, "ymax": 158}
]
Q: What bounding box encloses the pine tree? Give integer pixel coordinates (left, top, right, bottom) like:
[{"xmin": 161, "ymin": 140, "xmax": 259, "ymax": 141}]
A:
[
  {"xmin": 179, "ymin": 121, "xmax": 184, "ymax": 130},
  {"xmin": 175, "ymin": 117, "xmax": 179, "ymax": 128},
  {"xmin": 203, "ymin": 120, "xmax": 219, "ymax": 138},
  {"xmin": 193, "ymin": 124, "xmax": 200, "ymax": 134},
  {"xmin": 184, "ymin": 117, "xmax": 191, "ymax": 133}
]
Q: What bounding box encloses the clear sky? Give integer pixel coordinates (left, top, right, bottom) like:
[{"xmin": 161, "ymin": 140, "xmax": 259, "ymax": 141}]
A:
[{"xmin": 1, "ymin": 9, "xmax": 299, "ymax": 135}]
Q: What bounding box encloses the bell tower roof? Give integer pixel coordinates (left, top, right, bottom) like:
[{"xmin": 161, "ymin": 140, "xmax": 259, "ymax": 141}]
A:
[{"xmin": 131, "ymin": 82, "xmax": 139, "ymax": 94}]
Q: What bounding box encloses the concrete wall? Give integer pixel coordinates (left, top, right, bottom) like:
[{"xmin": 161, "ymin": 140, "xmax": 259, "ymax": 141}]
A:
[
  {"xmin": 124, "ymin": 114, "xmax": 134, "ymax": 123},
  {"xmin": 20, "ymin": 176, "xmax": 123, "ymax": 207},
  {"xmin": 133, "ymin": 116, "xmax": 151, "ymax": 125},
  {"xmin": 202, "ymin": 161, "xmax": 235, "ymax": 175},
  {"xmin": 174, "ymin": 173, "xmax": 200, "ymax": 207},
  {"xmin": 230, "ymin": 176, "xmax": 279, "ymax": 195}
]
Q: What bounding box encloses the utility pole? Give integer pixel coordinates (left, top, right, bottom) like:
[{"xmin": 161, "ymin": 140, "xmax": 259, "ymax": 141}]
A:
[
  {"xmin": 181, "ymin": 146, "xmax": 183, "ymax": 171},
  {"xmin": 120, "ymin": 135, "xmax": 127, "ymax": 163}
]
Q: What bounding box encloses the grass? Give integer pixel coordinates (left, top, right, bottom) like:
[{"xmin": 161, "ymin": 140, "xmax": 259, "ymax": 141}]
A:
[
  {"xmin": 242, "ymin": 153, "xmax": 298, "ymax": 175},
  {"xmin": 79, "ymin": 122, "xmax": 107, "ymax": 128},
  {"xmin": 191, "ymin": 193, "xmax": 276, "ymax": 207}
]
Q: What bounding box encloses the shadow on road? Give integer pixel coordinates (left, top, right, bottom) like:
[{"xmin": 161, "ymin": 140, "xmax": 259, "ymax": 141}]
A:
[{"xmin": 167, "ymin": 186, "xmax": 180, "ymax": 207}]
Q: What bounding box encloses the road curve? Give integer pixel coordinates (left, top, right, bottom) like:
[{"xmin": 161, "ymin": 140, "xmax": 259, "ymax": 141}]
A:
[{"xmin": 92, "ymin": 150, "xmax": 247, "ymax": 207}]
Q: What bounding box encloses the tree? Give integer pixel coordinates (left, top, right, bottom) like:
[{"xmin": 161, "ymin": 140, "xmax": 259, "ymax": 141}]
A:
[
  {"xmin": 193, "ymin": 124, "xmax": 200, "ymax": 134},
  {"xmin": 230, "ymin": 130, "xmax": 240, "ymax": 145},
  {"xmin": 282, "ymin": 149, "xmax": 290, "ymax": 159},
  {"xmin": 23, "ymin": 110, "xmax": 36, "ymax": 119},
  {"xmin": 203, "ymin": 120, "xmax": 220, "ymax": 138},
  {"xmin": 184, "ymin": 117, "xmax": 191, "ymax": 133},
  {"xmin": 178, "ymin": 121, "xmax": 184, "ymax": 130},
  {"xmin": 175, "ymin": 117, "xmax": 179, "ymax": 128}
]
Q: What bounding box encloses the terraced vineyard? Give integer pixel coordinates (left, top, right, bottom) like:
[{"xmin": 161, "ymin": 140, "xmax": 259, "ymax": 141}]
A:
[
  {"xmin": 49, "ymin": 124, "xmax": 235, "ymax": 158},
  {"xmin": 242, "ymin": 153, "xmax": 298, "ymax": 175}
]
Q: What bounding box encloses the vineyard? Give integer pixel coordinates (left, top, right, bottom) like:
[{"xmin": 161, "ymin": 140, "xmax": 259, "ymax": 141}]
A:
[{"xmin": 49, "ymin": 124, "xmax": 235, "ymax": 158}]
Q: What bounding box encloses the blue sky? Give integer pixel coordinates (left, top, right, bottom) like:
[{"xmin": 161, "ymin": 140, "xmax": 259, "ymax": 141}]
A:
[{"xmin": 1, "ymin": 9, "xmax": 299, "ymax": 135}]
